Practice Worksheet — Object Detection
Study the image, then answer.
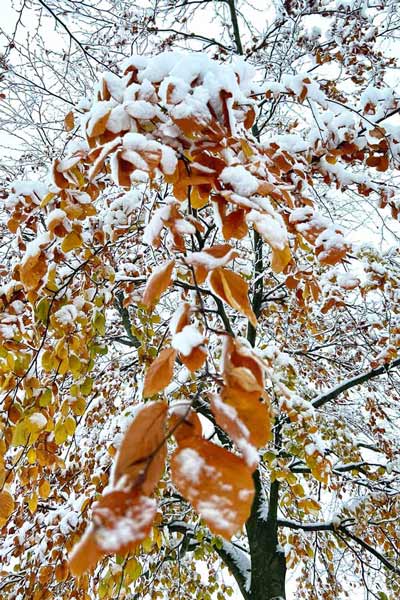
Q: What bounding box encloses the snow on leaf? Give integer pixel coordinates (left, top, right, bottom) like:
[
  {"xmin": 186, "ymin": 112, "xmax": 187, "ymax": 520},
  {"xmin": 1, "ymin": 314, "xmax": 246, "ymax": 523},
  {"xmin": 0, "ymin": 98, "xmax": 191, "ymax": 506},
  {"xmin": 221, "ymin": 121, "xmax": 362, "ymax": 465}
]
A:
[
  {"xmin": 69, "ymin": 491, "xmax": 156, "ymax": 575},
  {"xmin": 171, "ymin": 437, "xmax": 254, "ymax": 539}
]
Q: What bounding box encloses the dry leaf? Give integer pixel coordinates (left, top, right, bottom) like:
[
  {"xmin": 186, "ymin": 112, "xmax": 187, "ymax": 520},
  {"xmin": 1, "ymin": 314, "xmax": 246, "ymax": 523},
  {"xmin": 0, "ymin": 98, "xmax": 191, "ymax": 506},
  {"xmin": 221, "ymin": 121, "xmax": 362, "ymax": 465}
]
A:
[
  {"xmin": 0, "ymin": 490, "xmax": 14, "ymax": 522},
  {"xmin": 171, "ymin": 437, "xmax": 254, "ymax": 538},
  {"xmin": 209, "ymin": 267, "xmax": 256, "ymax": 326},
  {"xmin": 142, "ymin": 260, "xmax": 175, "ymax": 310},
  {"xmin": 169, "ymin": 404, "xmax": 203, "ymax": 444},
  {"xmin": 64, "ymin": 111, "xmax": 75, "ymax": 132},
  {"xmin": 69, "ymin": 491, "xmax": 156, "ymax": 575},
  {"xmin": 210, "ymin": 394, "xmax": 258, "ymax": 468},
  {"xmin": 143, "ymin": 348, "xmax": 177, "ymax": 397},
  {"xmin": 112, "ymin": 401, "xmax": 167, "ymax": 494}
]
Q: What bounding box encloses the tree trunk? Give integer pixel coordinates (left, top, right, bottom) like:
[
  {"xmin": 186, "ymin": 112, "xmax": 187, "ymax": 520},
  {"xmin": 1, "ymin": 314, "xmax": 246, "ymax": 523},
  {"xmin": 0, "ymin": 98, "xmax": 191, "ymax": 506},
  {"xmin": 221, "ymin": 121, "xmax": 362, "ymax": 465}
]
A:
[{"xmin": 246, "ymin": 473, "xmax": 286, "ymax": 600}]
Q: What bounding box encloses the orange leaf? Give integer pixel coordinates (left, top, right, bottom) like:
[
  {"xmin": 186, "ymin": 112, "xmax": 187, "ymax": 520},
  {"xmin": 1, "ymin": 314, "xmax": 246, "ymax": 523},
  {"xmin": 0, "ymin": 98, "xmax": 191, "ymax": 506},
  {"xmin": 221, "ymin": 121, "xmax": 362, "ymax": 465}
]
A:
[
  {"xmin": 143, "ymin": 348, "xmax": 177, "ymax": 397},
  {"xmin": 64, "ymin": 111, "xmax": 75, "ymax": 132},
  {"xmin": 142, "ymin": 260, "xmax": 175, "ymax": 310},
  {"xmin": 209, "ymin": 267, "xmax": 256, "ymax": 326},
  {"xmin": 180, "ymin": 345, "xmax": 207, "ymax": 372},
  {"xmin": 112, "ymin": 401, "xmax": 167, "ymax": 495},
  {"xmin": 20, "ymin": 250, "xmax": 48, "ymax": 292},
  {"xmin": 169, "ymin": 403, "xmax": 203, "ymax": 445},
  {"xmin": 69, "ymin": 491, "xmax": 156, "ymax": 575},
  {"xmin": 0, "ymin": 490, "xmax": 15, "ymax": 522},
  {"xmin": 220, "ymin": 385, "xmax": 271, "ymax": 448},
  {"xmin": 171, "ymin": 437, "xmax": 254, "ymax": 538},
  {"xmin": 210, "ymin": 394, "xmax": 258, "ymax": 468},
  {"xmin": 271, "ymin": 244, "xmax": 291, "ymax": 273}
]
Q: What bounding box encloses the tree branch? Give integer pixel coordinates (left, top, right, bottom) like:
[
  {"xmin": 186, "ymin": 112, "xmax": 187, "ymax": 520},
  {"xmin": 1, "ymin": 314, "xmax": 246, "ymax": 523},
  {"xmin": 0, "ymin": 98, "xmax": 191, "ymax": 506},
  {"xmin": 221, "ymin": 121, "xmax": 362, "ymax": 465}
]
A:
[{"xmin": 312, "ymin": 357, "xmax": 400, "ymax": 409}]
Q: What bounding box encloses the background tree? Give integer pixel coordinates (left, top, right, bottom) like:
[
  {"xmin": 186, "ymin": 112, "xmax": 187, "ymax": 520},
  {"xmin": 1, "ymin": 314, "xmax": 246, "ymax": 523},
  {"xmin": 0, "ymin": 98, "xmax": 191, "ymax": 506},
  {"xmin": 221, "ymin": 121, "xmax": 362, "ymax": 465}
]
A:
[{"xmin": 1, "ymin": 1, "xmax": 400, "ymax": 599}]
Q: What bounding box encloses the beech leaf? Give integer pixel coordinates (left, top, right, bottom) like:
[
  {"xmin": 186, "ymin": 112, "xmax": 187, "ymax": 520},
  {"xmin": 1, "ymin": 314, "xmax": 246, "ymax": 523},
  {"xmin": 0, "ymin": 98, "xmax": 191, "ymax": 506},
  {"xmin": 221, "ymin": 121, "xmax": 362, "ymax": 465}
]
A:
[
  {"xmin": 209, "ymin": 267, "xmax": 257, "ymax": 327},
  {"xmin": 112, "ymin": 401, "xmax": 167, "ymax": 495},
  {"xmin": 142, "ymin": 260, "xmax": 175, "ymax": 310},
  {"xmin": 143, "ymin": 348, "xmax": 177, "ymax": 397},
  {"xmin": 171, "ymin": 437, "xmax": 254, "ymax": 539}
]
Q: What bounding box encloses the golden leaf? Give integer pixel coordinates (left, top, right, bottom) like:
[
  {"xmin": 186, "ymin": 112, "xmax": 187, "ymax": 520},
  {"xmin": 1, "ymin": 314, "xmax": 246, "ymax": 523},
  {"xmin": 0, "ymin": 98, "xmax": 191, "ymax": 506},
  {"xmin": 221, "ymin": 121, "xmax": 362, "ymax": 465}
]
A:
[
  {"xmin": 142, "ymin": 260, "xmax": 175, "ymax": 310},
  {"xmin": 171, "ymin": 437, "xmax": 254, "ymax": 539},
  {"xmin": 143, "ymin": 348, "xmax": 176, "ymax": 397},
  {"xmin": 209, "ymin": 267, "xmax": 257, "ymax": 326},
  {"xmin": 0, "ymin": 491, "xmax": 14, "ymax": 522},
  {"xmin": 112, "ymin": 401, "xmax": 167, "ymax": 495}
]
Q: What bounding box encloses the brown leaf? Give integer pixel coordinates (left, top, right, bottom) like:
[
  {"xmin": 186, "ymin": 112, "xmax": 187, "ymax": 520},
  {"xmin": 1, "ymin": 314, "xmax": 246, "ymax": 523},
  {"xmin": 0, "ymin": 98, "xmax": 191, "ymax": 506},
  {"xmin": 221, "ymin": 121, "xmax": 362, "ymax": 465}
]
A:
[
  {"xmin": 69, "ymin": 491, "xmax": 156, "ymax": 575},
  {"xmin": 142, "ymin": 260, "xmax": 175, "ymax": 310},
  {"xmin": 209, "ymin": 267, "xmax": 256, "ymax": 326},
  {"xmin": 169, "ymin": 404, "xmax": 203, "ymax": 445},
  {"xmin": 112, "ymin": 401, "xmax": 168, "ymax": 495},
  {"xmin": 180, "ymin": 345, "xmax": 207, "ymax": 372},
  {"xmin": 143, "ymin": 348, "xmax": 177, "ymax": 397},
  {"xmin": 64, "ymin": 111, "xmax": 75, "ymax": 132},
  {"xmin": 171, "ymin": 437, "xmax": 254, "ymax": 538},
  {"xmin": 210, "ymin": 394, "xmax": 258, "ymax": 468}
]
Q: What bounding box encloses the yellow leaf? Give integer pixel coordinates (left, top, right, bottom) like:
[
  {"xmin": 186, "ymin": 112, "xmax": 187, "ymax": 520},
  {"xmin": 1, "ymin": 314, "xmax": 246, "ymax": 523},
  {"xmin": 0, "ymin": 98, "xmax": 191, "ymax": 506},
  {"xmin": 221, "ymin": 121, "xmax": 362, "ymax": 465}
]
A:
[
  {"xmin": 61, "ymin": 231, "xmax": 83, "ymax": 253},
  {"xmin": 28, "ymin": 492, "xmax": 38, "ymax": 514},
  {"xmin": 0, "ymin": 491, "xmax": 14, "ymax": 521},
  {"xmin": 39, "ymin": 479, "xmax": 51, "ymax": 499}
]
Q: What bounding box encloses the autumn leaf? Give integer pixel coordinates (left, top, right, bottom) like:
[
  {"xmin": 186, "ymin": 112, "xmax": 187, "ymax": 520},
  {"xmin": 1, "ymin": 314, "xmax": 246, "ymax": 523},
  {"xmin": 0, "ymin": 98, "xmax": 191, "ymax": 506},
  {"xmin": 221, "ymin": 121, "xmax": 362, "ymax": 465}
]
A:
[
  {"xmin": 210, "ymin": 394, "xmax": 259, "ymax": 468},
  {"xmin": 209, "ymin": 267, "xmax": 257, "ymax": 327},
  {"xmin": 180, "ymin": 345, "xmax": 207, "ymax": 372},
  {"xmin": 142, "ymin": 260, "xmax": 175, "ymax": 310},
  {"xmin": 143, "ymin": 348, "xmax": 177, "ymax": 397},
  {"xmin": 69, "ymin": 491, "xmax": 156, "ymax": 575},
  {"xmin": 64, "ymin": 111, "xmax": 75, "ymax": 132},
  {"xmin": 20, "ymin": 251, "xmax": 48, "ymax": 292},
  {"xmin": 112, "ymin": 401, "xmax": 167, "ymax": 495},
  {"xmin": 169, "ymin": 403, "xmax": 203, "ymax": 444},
  {"xmin": 171, "ymin": 437, "xmax": 254, "ymax": 538},
  {"xmin": 0, "ymin": 490, "xmax": 15, "ymax": 523}
]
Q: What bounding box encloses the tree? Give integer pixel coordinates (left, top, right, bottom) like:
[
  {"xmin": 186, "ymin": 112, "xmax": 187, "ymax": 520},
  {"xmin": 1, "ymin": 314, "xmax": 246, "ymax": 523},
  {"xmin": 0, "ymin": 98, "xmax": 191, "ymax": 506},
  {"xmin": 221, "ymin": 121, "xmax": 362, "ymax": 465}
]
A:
[{"xmin": 1, "ymin": 1, "xmax": 400, "ymax": 599}]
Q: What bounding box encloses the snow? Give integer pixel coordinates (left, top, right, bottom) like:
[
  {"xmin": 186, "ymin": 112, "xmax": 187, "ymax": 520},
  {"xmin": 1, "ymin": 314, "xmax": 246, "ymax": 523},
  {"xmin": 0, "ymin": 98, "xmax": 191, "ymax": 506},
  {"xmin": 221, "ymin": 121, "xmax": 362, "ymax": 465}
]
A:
[
  {"xmin": 220, "ymin": 166, "xmax": 259, "ymax": 197},
  {"xmin": 172, "ymin": 325, "xmax": 205, "ymax": 356},
  {"xmin": 29, "ymin": 413, "xmax": 47, "ymax": 429},
  {"xmin": 106, "ymin": 105, "xmax": 130, "ymax": 133},
  {"xmin": 54, "ymin": 304, "xmax": 78, "ymax": 325},
  {"xmin": 142, "ymin": 204, "xmax": 172, "ymax": 246},
  {"xmin": 247, "ymin": 210, "xmax": 287, "ymax": 250},
  {"xmin": 21, "ymin": 232, "xmax": 50, "ymax": 261},
  {"xmin": 86, "ymin": 100, "xmax": 113, "ymax": 137},
  {"xmin": 175, "ymin": 447, "xmax": 205, "ymax": 483},
  {"xmin": 124, "ymin": 100, "xmax": 158, "ymax": 120},
  {"xmin": 45, "ymin": 208, "xmax": 69, "ymax": 230}
]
